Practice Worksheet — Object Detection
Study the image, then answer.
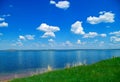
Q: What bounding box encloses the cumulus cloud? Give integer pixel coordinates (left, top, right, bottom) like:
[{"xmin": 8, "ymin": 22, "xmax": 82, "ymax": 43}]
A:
[
  {"xmin": 19, "ymin": 35, "xmax": 26, "ymax": 40},
  {"xmin": 110, "ymin": 30, "xmax": 120, "ymax": 43},
  {"xmin": 50, "ymin": 0, "xmax": 70, "ymax": 9},
  {"xmin": 71, "ymin": 21, "xmax": 107, "ymax": 38},
  {"xmin": 87, "ymin": 11, "xmax": 115, "ymax": 24},
  {"xmin": 37, "ymin": 23, "xmax": 60, "ymax": 32},
  {"xmin": 77, "ymin": 39, "xmax": 81, "ymax": 44},
  {"xmin": 12, "ymin": 40, "xmax": 23, "ymax": 47},
  {"xmin": 48, "ymin": 39, "xmax": 54, "ymax": 42},
  {"xmin": 71, "ymin": 21, "xmax": 85, "ymax": 35},
  {"xmin": 100, "ymin": 34, "xmax": 107, "ymax": 37},
  {"xmin": 83, "ymin": 32, "xmax": 107, "ymax": 38},
  {"xmin": 83, "ymin": 32, "xmax": 98, "ymax": 38},
  {"xmin": 16, "ymin": 41, "xmax": 23, "ymax": 46},
  {"xmin": 12, "ymin": 39, "xmax": 24, "ymax": 47},
  {"xmin": 42, "ymin": 32, "xmax": 55, "ymax": 38},
  {"xmin": 0, "ymin": 22, "xmax": 8, "ymax": 27},
  {"xmin": 110, "ymin": 31, "xmax": 120, "ymax": 36},
  {"xmin": 110, "ymin": 36, "xmax": 120, "ymax": 42},
  {"xmin": 61, "ymin": 41, "xmax": 73, "ymax": 47},
  {"xmin": 48, "ymin": 39, "xmax": 55, "ymax": 47},
  {"xmin": 19, "ymin": 35, "xmax": 35, "ymax": 40},
  {"xmin": 25, "ymin": 35, "xmax": 35, "ymax": 40},
  {"xmin": 37, "ymin": 23, "xmax": 60, "ymax": 38},
  {"xmin": 65, "ymin": 41, "xmax": 72, "ymax": 46},
  {"xmin": 0, "ymin": 18, "xmax": 5, "ymax": 21},
  {"xmin": 50, "ymin": 0, "xmax": 56, "ymax": 4}
]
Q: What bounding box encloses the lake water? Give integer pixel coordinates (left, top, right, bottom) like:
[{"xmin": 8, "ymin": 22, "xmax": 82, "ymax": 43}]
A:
[{"xmin": 0, "ymin": 49, "xmax": 120, "ymax": 80}]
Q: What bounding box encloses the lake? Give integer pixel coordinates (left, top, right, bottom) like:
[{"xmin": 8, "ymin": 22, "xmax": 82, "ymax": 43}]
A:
[{"xmin": 0, "ymin": 49, "xmax": 120, "ymax": 80}]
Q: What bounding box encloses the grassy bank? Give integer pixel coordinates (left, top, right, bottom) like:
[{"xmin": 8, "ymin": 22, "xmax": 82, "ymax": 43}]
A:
[{"xmin": 10, "ymin": 57, "xmax": 120, "ymax": 82}]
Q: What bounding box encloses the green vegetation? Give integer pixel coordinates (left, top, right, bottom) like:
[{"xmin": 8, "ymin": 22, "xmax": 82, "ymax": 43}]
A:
[{"xmin": 10, "ymin": 57, "xmax": 120, "ymax": 82}]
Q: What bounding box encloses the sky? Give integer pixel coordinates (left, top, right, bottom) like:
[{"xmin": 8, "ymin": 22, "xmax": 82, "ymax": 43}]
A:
[{"xmin": 0, "ymin": 0, "xmax": 120, "ymax": 50}]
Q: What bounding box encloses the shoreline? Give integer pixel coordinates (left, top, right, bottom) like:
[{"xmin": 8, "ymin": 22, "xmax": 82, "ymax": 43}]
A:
[
  {"xmin": 0, "ymin": 68, "xmax": 47, "ymax": 81},
  {"xmin": 0, "ymin": 63, "xmax": 82, "ymax": 81}
]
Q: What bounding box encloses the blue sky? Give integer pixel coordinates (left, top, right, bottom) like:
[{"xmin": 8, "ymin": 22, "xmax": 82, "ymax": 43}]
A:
[{"xmin": 0, "ymin": 0, "xmax": 120, "ymax": 49}]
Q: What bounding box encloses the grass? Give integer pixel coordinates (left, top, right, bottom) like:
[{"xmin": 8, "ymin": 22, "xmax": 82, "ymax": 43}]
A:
[{"xmin": 10, "ymin": 57, "xmax": 120, "ymax": 82}]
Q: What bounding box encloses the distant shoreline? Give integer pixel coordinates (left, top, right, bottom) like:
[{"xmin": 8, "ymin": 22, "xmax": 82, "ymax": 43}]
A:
[{"xmin": 0, "ymin": 49, "xmax": 120, "ymax": 51}]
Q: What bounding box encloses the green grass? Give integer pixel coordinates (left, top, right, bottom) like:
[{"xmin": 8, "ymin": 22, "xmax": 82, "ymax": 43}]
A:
[{"xmin": 10, "ymin": 57, "xmax": 120, "ymax": 82}]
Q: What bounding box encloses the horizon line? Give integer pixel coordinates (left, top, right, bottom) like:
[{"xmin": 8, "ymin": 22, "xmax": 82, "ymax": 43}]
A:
[{"xmin": 0, "ymin": 48, "xmax": 120, "ymax": 51}]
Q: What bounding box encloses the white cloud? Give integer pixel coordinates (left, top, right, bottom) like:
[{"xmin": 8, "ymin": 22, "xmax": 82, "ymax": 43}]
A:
[
  {"xmin": 37, "ymin": 23, "xmax": 60, "ymax": 38},
  {"xmin": 50, "ymin": 0, "xmax": 56, "ymax": 4},
  {"xmin": 0, "ymin": 18, "xmax": 5, "ymax": 21},
  {"xmin": 12, "ymin": 40, "xmax": 23, "ymax": 47},
  {"xmin": 100, "ymin": 34, "xmax": 107, "ymax": 37},
  {"xmin": 110, "ymin": 31, "xmax": 120, "ymax": 36},
  {"xmin": 87, "ymin": 11, "xmax": 115, "ymax": 24},
  {"xmin": 41, "ymin": 32, "xmax": 55, "ymax": 38},
  {"xmin": 48, "ymin": 39, "xmax": 55, "ymax": 47},
  {"xmin": 16, "ymin": 41, "xmax": 23, "ymax": 46},
  {"xmin": 25, "ymin": 35, "xmax": 35, "ymax": 40},
  {"xmin": 71, "ymin": 21, "xmax": 85, "ymax": 35},
  {"xmin": 99, "ymin": 11, "xmax": 106, "ymax": 14},
  {"xmin": 62, "ymin": 41, "xmax": 73, "ymax": 47},
  {"xmin": 19, "ymin": 35, "xmax": 26, "ymax": 40},
  {"xmin": 0, "ymin": 22, "xmax": 8, "ymax": 27},
  {"xmin": 50, "ymin": 0, "xmax": 70, "ymax": 9},
  {"xmin": 65, "ymin": 41, "xmax": 72, "ymax": 46},
  {"xmin": 83, "ymin": 32, "xmax": 98, "ymax": 38},
  {"xmin": 56, "ymin": 1, "xmax": 70, "ymax": 9},
  {"xmin": 16, "ymin": 35, "xmax": 35, "ymax": 47},
  {"xmin": 77, "ymin": 39, "xmax": 81, "ymax": 44},
  {"xmin": 48, "ymin": 39, "xmax": 54, "ymax": 42},
  {"xmin": 110, "ymin": 36, "xmax": 120, "ymax": 42},
  {"xmin": 83, "ymin": 32, "xmax": 106, "ymax": 38},
  {"xmin": 37, "ymin": 23, "xmax": 60, "ymax": 32},
  {"xmin": 19, "ymin": 35, "xmax": 35, "ymax": 40}
]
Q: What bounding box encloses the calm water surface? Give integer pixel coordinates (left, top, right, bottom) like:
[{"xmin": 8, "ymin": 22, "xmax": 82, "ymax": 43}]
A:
[{"xmin": 0, "ymin": 49, "xmax": 120, "ymax": 80}]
